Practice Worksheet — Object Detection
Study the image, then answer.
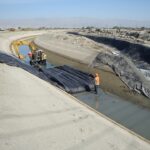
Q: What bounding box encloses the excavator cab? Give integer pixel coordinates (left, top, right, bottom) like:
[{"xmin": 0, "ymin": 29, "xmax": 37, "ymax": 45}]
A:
[{"xmin": 29, "ymin": 49, "xmax": 47, "ymax": 66}]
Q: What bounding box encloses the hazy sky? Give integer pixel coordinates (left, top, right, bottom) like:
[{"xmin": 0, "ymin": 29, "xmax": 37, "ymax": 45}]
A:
[{"xmin": 0, "ymin": 0, "xmax": 150, "ymax": 27}]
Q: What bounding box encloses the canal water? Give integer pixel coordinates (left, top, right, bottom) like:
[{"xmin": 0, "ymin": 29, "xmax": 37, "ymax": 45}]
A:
[
  {"xmin": 19, "ymin": 45, "xmax": 150, "ymax": 140},
  {"xmin": 19, "ymin": 45, "xmax": 30, "ymax": 65},
  {"xmin": 74, "ymin": 91, "xmax": 150, "ymax": 140}
]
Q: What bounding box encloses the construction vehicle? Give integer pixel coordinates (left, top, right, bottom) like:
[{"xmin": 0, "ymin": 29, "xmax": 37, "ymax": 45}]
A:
[
  {"xmin": 12, "ymin": 40, "xmax": 37, "ymax": 59},
  {"xmin": 29, "ymin": 49, "xmax": 47, "ymax": 66},
  {"xmin": 12, "ymin": 40, "xmax": 47, "ymax": 66}
]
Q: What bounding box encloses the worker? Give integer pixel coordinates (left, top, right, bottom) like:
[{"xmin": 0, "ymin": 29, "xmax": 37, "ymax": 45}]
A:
[
  {"xmin": 41, "ymin": 52, "xmax": 47, "ymax": 65},
  {"xmin": 28, "ymin": 52, "xmax": 32, "ymax": 59},
  {"xmin": 94, "ymin": 73, "xmax": 101, "ymax": 94},
  {"xmin": 28, "ymin": 52, "xmax": 34, "ymax": 65}
]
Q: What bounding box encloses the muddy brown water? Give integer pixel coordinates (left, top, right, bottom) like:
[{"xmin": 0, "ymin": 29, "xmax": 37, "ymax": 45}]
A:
[{"xmin": 20, "ymin": 45, "xmax": 150, "ymax": 140}]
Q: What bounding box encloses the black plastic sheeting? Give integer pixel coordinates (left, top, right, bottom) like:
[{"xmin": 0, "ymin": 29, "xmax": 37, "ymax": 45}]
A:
[
  {"xmin": 81, "ymin": 34, "xmax": 150, "ymax": 70},
  {"xmin": 0, "ymin": 52, "xmax": 95, "ymax": 94},
  {"xmin": 94, "ymin": 52, "xmax": 150, "ymax": 99},
  {"xmin": 0, "ymin": 52, "xmax": 50, "ymax": 82},
  {"xmin": 68, "ymin": 32, "xmax": 150, "ymax": 98},
  {"xmin": 41, "ymin": 65, "xmax": 95, "ymax": 93},
  {"xmin": 68, "ymin": 32, "xmax": 150, "ymax": 70}
]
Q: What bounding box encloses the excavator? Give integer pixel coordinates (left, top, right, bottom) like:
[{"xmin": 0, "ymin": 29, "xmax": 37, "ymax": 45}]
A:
[
  {"xmin": 12, "ymin": 40, "xmax": 47, "ymax": 66},
  {"xmin": 12, "ymin": 40, "xmax": 36, "ymax": 59},
  {"xmin": 29, "ymin": 49, "xmax": 47, "ymax": 66}
]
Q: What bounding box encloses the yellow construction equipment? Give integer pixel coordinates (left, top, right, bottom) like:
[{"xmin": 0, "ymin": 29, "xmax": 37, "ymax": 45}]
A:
[
  {"xmin": 11, "ymin": 40, "xmax": 37, "ymax": 59},
  {"xmin": 11, "ymin": 40, "xmax": 47, "ymax": 66}
]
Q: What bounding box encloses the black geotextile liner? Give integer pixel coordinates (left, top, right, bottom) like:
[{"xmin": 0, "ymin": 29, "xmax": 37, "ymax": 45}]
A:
[
  {"xmin": 95, "ymin": 52, "xmax": 150, "ymax": 99},
  {"xmin": 41, "ymin": 65, "xmax": 95, "ymax": 93},
  {"xmin": 0, "ymin": 52, "xmax": 95, "ymax": 94},
  {"xmin": 68, "ymin": 32, "xmax": 150, "ymax": 70},
  {"xmin": 83, "ymin": 34, "xmax": 150, "ymax": 70},
  {"xmin": 0, "ymin": 51, "xmax": 51, "ymax": 82}
]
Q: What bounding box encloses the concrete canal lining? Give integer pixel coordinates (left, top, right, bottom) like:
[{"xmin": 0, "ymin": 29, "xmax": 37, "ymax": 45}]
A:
[
  {"xmin": 0, "ymin": 31, "xmax": 150, "ymax": 149},
  {"xmin": 18, "ymin": 44, "xmax": 150, "ymax": 140}
]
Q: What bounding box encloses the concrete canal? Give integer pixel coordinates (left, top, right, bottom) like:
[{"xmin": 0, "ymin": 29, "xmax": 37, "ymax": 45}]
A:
[{"xmin": 19, "ymin": 45, "xmax": 150, "ymax": 141}]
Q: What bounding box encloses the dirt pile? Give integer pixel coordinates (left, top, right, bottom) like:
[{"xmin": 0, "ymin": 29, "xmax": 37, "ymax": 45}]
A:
[
  {"xmin": 40, "ymin": 32, "xmax": 105, "ymax": 50},
  {"xmin": 80, "ymin": 28, "xmax": 150, "ymax": 44},
  {"xmin": 139, "ymin": 30, "xmax": 150, "ymax": 41}
]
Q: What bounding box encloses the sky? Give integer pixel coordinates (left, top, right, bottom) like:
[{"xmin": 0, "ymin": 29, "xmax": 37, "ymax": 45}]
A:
[{"xmin": 0, "ymin": 0, "xmax": 150, "ymax": 27}]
